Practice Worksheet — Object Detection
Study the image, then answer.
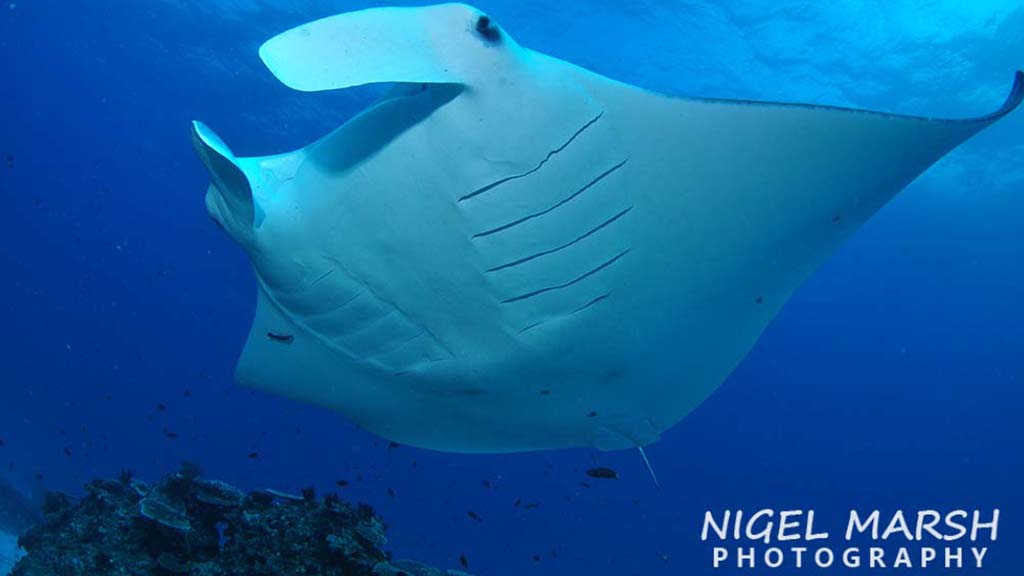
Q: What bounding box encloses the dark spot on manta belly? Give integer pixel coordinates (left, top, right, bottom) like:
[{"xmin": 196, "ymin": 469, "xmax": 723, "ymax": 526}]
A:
[
  {"xmin": 475, "ymin": 15, "xmax": 501, "ymax": 43},
  {"xmin": 267, "ymin": 332, "xmax": 294, "ymax": 344}
]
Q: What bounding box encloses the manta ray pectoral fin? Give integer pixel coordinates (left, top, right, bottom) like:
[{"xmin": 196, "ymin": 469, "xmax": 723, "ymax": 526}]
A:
[
  {"xmin": 979, "ymin": 70, "xmax": 1024, "ymax": 121},
  {"xmin": 258, "ymin": 4, "xmax": 525, "ymax": 92},
  {"xmin": 191, "ymin": 121, "xmax": 258, "ymax": 246}
]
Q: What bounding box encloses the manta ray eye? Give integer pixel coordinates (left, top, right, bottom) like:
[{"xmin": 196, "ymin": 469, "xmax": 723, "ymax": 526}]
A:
[{"xmin": 475, "ymin": 15, "xmax": 501, "ymax": 43}]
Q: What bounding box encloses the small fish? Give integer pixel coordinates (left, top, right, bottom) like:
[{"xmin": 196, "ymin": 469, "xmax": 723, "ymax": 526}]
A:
[
  {"xmin": 335, "ymin": 480, "xmax": 349, "ymax": 487},
  {"xmin": 387, "ymin": 487, "xmax": 395, "ymax": 497},
  {"xmin": 162, "ymin": 427, "xmax": 178, "ymax": 439},
  {"xmin": 266, "ymin": 332, "xmax": 294, "ymax": 344},
  {"xmin": 524, "ymin": 502, "xmax": 540, "ymax": 510},
  {"xmin": 532, "ymin": 555, "xmax": 541, "ymax": 562},
  {"xmin": 388, "ymin": 441, "xmax": 401, "ymax": 450},
  {"xmin": 247, "ymin": 451, "xmax": 260, "ymax": 459},
  {"xmin": 459, "ymin": 555, "xmax": 469, "ymax": 569},
  {"xmin": 481, "ymin": 479, "xmax": 491, "ymax": 488},
  {"xmin": 467, "ymin": 510, "xmax": 482, "ymax": 522},
  {"xmin": 156, "ymin": 403, "xmax": 167, "ymax": 412},
  {"xmin": 62, "ymin": 447, "xmax": 72, "ymax": 456},
  {"xmin": 513, "ymin": 498, "xmax": 521, "ymax": 508},
  {"xmin": 586, "ymin": 467, "xmax": 619, "ymax": 480}
]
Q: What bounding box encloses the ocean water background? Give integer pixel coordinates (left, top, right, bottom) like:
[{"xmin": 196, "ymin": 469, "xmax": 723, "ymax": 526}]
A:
[{"xmin": 1, "ymin": 0, "xmax": 1021, "ymax": 574}]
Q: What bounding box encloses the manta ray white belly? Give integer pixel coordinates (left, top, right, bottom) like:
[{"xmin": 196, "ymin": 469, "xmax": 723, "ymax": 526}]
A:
[{"xmin": 192, "ymin": 3, "xmax": 1022, "ymax": 453}]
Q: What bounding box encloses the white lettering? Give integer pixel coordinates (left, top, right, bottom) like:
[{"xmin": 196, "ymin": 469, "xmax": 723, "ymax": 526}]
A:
[
  {"xmin": 846, "ymin": 510, "xmax": 880, "ymax": 540},
  {"xmin": 746, "ymin": 510, "xmax": 774, "ymax": 544},
  {"xmin": 869, "ymin": 547, "xmax": 885, "ymax": 568},
  {"xmin": 815, "ymin": 547, "xmax": 834, "ymax": 568},
  {"xmin": 882, "ymin": 510, "xmax": 914, "ymax": 541},
  {"xmin": 894, "ymin": 547, "xmax": 911, "ymax": 568},
  {"xmin": 920, "ymin": 547, "xmax": 936, "ymax": 567},
  {"xmin": 946, "ymin": 546, "xmax": 962, "ymax": 568},
  {"xmin": 971, "ymin": 510, "xmax": 999, "ymax": 541},
  {"xmin": 703, "ymin": 510, "xmax": 730, "ymax": 541},
  {"xmin": 712, "ymin": 547, "xmax": 727, "ymax": 568},
  {"xmin": 944, "ymin": 510, "xmax": 967, "ymax": 541},
  {"xmin": 777, "ymin": 510, "xmax": 801, "ymax": 541},
  {"xmin": 737, "ymin": 547, "xmax": 755, "ymax": 568},
  {"xmin": 917, "ymin": 510, "xmax": 942, "ymax": 540},
  {"xmin": 971, "ymin": 547, "xmax": 988, "ymax": 568},
  {"xmin": 842, "ymin": 547, "xmax": 860, "ymax": 568}
]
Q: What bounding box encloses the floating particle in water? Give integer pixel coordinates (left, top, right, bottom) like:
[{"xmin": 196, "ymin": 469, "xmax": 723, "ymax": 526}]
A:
[
  {"xmin": 466, "ymin": 510, "xmax": 481, "ymax": 522},
  {"xmin": 162, "ymin": 427, "xmax": 178, "ymax": 439},
  {"xmin": 585, "ymin": 467, "xmax": 618, "ymax": 480},
  {"xmin": 0, "ymin": 438, "xmax": 5, "ymax": 447},
  {"xmin": 481, "ymin": 479, "xmax": 491, "ymax": 489},
  {"xmin": 63, "ymin": 447, "xmax": 71, "ymax": 457},
  {"xmin": 388, "ymin": 441, "xmax": 400, "ymax": 450},
  {"xmin": 335, "ymin": 480, "xmax": 349, "ymax": 487},
  {"xmin": 523, "ymin": 502, "xmax": 540, "ymax": 510},
  {"xmin": 387, "ymin": 488, "xmax": 395, "ymax": 498},
  {"xmin": 532, "ymin": 555, "xmax": 541, "ymax": 562},
  {"xmin": 156, "ymin": 403, "xmax": 166, "ymax": 412},
  {"xmin": 247, "ymin": 451, "xmax": 259, "ymax": 459},
  {"xmin": 513, "ymin": 499, "xmax": 521, "ymax": 508}
]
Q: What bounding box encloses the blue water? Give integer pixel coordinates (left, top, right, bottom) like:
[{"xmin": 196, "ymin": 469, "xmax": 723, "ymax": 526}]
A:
[{"xmin": 2, "ymin": 1, "xmax": 1021, "ymax": 574}]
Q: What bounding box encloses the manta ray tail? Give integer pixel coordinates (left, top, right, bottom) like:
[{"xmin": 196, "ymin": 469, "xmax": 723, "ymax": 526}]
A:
[{"xmin": 638, "ymin": 446, "xmax": 661, "ymax": 490}]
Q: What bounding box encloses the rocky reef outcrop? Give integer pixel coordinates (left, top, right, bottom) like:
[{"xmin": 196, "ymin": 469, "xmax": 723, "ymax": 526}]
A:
[{"xmin": 12, "ymin": 468, "xmax": 470, "ymax": 576}]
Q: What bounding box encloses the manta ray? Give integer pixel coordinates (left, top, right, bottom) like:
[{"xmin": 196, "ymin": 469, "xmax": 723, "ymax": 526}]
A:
[{"xmin": 193, "ymin": 3, "xmax": 1021, "ymax": 457}]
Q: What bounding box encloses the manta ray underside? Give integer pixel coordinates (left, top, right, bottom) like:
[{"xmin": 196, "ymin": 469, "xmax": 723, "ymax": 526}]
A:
[{"xmin": 192, "ymin": 3, "xmax": 1022, "ymax": 453}]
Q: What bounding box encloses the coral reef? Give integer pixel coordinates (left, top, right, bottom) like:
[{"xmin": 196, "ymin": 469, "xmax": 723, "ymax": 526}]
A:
[
  {"xmin": 0, "ymin": 481, "xmax": 40, "ymax": 536},
  {"xmin": 12, "ymin": 470, "xmax": 471, "ymax": 576}
]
